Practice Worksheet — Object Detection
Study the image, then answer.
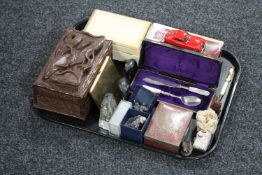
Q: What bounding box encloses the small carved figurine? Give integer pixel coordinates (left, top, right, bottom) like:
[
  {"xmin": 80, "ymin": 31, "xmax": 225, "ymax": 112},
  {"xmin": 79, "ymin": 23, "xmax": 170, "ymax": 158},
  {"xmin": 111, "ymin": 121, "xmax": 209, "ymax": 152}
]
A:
[
  {"xmin": 118, "ymin": 77, "xmax": 130, "ymax": 98},
  {"xmin": 43, "ymin": 29, "xmax": 105, "ymax": 87},
  {"xmin": 196, "ymin": 108, "xmax": 218, "ymax": 134},
  {"xmin": 100, "ymin": 93, "xmax": 117, "ymax": 122},
  {"xmin": 99, "ymin": 93, "xmax": 117, "ymax": 131},
  {"xmin": 124, "ymin": 59, "xmax": 138, "ymax": 81}
]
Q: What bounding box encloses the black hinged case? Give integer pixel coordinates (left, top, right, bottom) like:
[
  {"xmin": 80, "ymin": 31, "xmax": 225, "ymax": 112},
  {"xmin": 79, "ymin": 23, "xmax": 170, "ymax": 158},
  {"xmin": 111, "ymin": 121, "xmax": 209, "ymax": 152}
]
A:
[{"xmin": 130, "ymin": 39, "xmax": 222, "ymax": 111}]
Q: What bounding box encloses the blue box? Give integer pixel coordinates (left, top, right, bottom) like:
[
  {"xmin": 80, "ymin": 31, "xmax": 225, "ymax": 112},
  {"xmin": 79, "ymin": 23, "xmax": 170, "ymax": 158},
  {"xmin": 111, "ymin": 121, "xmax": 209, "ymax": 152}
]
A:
[
  {"xmin": 120, "ymin": 109, "xmax": 151, "ymax": 144},
  {"xmin": 129, "ymin": 85, "xmax": 157, "ymax": 113}
]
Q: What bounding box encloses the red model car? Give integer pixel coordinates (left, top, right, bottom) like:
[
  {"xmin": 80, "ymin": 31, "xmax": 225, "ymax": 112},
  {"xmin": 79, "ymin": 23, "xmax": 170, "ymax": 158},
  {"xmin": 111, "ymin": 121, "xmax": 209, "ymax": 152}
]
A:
[{"xmin": 164, "ymin": 30, "xmax": 206, "ymax": 53}]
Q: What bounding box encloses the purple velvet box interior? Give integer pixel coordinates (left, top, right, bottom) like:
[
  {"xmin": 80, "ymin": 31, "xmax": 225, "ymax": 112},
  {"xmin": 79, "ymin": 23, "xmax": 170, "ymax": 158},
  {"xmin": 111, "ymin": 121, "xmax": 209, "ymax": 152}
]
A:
[
  {"xmin": 131, "ymin": 41, "xmax": 222, "ymax": 111},
  {"xmin": 141, "ymin": 41, "xmax": 221, "ymax": 86}
]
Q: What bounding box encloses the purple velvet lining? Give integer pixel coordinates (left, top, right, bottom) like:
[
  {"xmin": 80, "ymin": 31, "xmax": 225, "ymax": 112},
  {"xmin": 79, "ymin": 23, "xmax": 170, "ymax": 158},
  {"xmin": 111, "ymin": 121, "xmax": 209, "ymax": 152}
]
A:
[
  {"xmin": 131, "ymin": 70, "xmax": 214, "ymax": 111},
  {"xmin": 142, "ymin": 41, "xmax": 221, "ymax": 87}
]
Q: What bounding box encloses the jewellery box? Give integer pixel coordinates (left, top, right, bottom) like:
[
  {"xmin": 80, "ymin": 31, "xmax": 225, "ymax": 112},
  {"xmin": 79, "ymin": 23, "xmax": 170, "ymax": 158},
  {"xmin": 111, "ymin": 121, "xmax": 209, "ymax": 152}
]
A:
[
  {"xmin": 33, "ymin": 28, "xmax": 112, "ymax": 120},
  {"xmin": 36, "ymin": 17, "xmax": 241, "ymax": 159},
  {"xmin": 120, "ymin": 86, "xmax": 157, "ymax": 144},
  {"xmin": 120, "ymin": 108, "xmax": 151, "ymax": 144},
  {"xmin": 144, "ymin": 102, "xmax": 193, "ymax": 154}
]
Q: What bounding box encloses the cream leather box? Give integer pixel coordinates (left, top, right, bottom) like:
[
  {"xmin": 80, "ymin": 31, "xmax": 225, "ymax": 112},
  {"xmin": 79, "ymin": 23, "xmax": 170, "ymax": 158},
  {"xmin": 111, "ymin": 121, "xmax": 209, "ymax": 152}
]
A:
[{"xmin": 83, "ymin": 9, "xmax": 151, "ymax": 63}]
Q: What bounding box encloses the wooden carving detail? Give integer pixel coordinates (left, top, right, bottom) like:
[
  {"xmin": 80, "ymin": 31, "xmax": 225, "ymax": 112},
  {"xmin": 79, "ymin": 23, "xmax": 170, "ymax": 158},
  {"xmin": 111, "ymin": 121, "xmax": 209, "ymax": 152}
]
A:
[
  {"xmin": 43, "ymin": 29, "xmax": 105, "ymax": 87},
  {"xmin": 37, "ymin": 95, "xmax": 79, "ymax": 115}
]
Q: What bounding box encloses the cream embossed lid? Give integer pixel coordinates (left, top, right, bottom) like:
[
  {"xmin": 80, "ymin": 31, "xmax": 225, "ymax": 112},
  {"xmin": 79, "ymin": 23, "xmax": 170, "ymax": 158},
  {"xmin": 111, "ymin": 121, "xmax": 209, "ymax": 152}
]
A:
[{"xmin": 83, "ymin": 9, "xmax": 151, "ymax": 62}]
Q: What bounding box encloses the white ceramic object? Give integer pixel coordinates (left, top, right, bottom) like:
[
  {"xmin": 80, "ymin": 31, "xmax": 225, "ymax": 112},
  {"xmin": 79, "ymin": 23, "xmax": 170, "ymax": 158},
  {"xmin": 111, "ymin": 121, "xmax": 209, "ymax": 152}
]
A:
[
  {"xmin": 193, "ymin": 130, "xmax": 212, "ymax": 152},
  {"xmin": 109, "ymin": 100, "xmax": 132, "ymax": 137}
]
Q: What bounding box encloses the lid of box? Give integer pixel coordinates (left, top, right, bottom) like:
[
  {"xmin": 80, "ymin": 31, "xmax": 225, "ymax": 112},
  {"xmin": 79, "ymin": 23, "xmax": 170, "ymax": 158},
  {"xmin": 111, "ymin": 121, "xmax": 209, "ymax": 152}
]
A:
[
  {"xmin": 34, "ymin": 28, "xmax": 112, "ymax": 98},
  {"xmin": 140, "ymin": 40, "xmax": 222, "ymax": 87},
  {"xmin": 144, "ymin": 102, "xmax": 192, "ymax": 148},
  {"xmin": 83, "ymin": 9, "xmax": 151, "ymax": 52}
]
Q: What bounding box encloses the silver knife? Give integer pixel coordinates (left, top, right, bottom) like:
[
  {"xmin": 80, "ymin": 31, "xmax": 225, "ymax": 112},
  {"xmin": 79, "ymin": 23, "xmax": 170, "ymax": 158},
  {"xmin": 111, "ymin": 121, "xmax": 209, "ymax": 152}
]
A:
[{"xmin": 143, "ymin": 77, "xmax": 210, "ymax": 96}]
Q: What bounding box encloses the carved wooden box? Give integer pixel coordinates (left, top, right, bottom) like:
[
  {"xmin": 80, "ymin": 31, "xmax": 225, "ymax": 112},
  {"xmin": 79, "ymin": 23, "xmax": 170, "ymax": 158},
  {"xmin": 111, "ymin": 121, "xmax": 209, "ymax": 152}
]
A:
[{"xmin": 33, "ymin": 28, "xmax": 112, "ymax": 120}]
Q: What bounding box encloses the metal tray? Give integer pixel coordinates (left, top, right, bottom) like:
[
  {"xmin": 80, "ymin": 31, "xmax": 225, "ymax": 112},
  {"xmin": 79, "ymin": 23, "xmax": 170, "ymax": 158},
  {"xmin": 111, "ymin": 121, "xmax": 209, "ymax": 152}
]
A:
[{"xmin": 36, "ymin": 19, "xmax": 241, "ymax": 159}]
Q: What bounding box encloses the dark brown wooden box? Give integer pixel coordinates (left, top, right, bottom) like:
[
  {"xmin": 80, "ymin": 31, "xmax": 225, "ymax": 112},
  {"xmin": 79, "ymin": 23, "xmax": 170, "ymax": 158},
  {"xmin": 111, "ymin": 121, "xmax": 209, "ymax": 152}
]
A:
[{"xmin": 33, "ymin": 28, "xmax": 112, "ymax": 120}]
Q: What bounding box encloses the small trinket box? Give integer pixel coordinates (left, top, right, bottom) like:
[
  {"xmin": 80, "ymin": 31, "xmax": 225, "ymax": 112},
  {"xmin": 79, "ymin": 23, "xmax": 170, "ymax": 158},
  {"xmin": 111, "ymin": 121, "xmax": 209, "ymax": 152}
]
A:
[
  {"xmin": 121, "ymin": 109, "xmax": 150, "ymax": 144},
  {"xmin": 193, "ymin": 130, "xmax": 212, "ymax": 152},
  {"xmin": 33, "ymin": 28, "xmax": 112, "ymax": 120},
  {"xmin": 129, "ymin": 86, "xmax": 157, "ymax": 113},
  {"xmin": 144, "ymin": 102, "xmax": 193, "ymax": 153}
]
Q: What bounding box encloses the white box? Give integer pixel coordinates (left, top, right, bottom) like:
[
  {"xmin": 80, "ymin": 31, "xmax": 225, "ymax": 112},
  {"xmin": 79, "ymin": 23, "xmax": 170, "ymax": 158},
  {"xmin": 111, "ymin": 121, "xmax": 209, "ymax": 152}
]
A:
[
  {"xmin": 109, "ymin": 100, "xmax": 132, "ymax": 137},
  {"xmin": 112, "ymin": 50, "xmax": 139, "ymax": 63},
  {"xmin": 83, "ymin": 9, "xmax": 151, "ymax": 62}
]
